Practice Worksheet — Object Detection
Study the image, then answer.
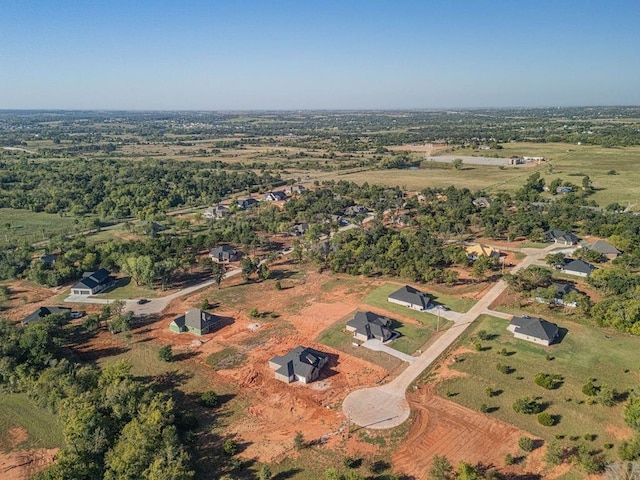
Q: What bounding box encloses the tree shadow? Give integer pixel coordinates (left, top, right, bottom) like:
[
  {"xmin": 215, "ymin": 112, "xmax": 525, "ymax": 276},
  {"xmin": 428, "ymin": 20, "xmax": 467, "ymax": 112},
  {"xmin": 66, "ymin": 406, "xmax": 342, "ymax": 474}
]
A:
[
  {"xmin": 273, "ymin": 469, "xmax": 303, "ymax": 480},
  {"xmin": 76, "ymin": 345, "xmax": 130, "ymax": 362},
  {"xmin": 172, "ymin": 350, "xmax": 201, "ymax": 362}
]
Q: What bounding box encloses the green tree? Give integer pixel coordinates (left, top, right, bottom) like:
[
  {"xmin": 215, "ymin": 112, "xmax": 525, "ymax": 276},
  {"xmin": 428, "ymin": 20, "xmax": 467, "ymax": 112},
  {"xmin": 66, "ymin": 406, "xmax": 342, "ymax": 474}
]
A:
[
  {"xmin": 199, "ymin": 391, "xmax": 218, "ymax": 408},
  {"xmin": 428, "ymin": 455, "xmax": 454, "ymax": 480},
  {"xmin": 259, "ymin": 465, "xmax": 272, "ymax": 480},
  {"xmin": 624, "ymin": 396, "xmax": 640, "ymax": 431},
  {"xmin": 518, "ymin": 436, "xmax": 535, "ymax": 452},
  {"xmin": 452, "ymin": 158, "xmax": 463, "ymax": 170},
  {"xmin": 293, "ymin": 431, "xmax": 306, "ymax": 450},
  {"xmin": 210, "ymin": 260, "xmax": 226, "ymax": 288},
  {"xmin": 158, "ymin": 345, "xmax": 173, "ymax": 362}
]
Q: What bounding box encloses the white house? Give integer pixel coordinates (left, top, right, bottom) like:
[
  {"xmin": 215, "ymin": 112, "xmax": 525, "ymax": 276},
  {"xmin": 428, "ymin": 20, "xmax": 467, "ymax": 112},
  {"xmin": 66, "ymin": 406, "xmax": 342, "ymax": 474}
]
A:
[{"xmin": 507, "ymin": 316, "xmax": 559, "ymax": 346}]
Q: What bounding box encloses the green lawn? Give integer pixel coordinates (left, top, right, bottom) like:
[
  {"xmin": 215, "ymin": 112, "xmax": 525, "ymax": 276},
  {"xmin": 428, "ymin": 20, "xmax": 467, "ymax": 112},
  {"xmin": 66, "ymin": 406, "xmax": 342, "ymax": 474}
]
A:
[
  {"xmin": 94, "ymin": 277, "xmax": 159, "ymax": 299},
  {"xmin": 0, "ymin": 208, "xmax": 80, "ymax": 247},
  {"xmin": 435, "ymin": 315, "xmax": 640, "ymax": 457},
  {"xmin": 0, "ymin": 393, "xmax": 64, "ymax": 451}
]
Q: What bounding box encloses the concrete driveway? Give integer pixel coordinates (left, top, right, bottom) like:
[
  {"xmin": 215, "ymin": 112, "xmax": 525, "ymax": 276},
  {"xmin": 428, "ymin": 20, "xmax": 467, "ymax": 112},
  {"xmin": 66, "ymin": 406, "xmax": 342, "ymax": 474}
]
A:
[{"xmin": 361, "ymin": 339, "xmax": 416, "ymax": 364}]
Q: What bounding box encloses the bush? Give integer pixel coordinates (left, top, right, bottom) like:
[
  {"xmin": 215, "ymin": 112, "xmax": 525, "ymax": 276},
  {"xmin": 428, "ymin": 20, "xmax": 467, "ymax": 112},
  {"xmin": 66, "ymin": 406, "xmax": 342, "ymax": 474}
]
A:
[
  {"xmin": 496, "ymin": 363, "xmax": 513, "ymax": 374},
  {"xmin": 158, "ymin": 345, "xmax": 173, "ymax": 362},
  {"xmin": 518, "ymin": 436, "xmax": 535, "ymax": 452},
  {"xmin": 249, "ymin": 307, "xmax": 260, "ymax": 318},
  {"xmin": 477, "ymin": 330, "xmax": 492, "ymax": 341},
  {"xmin": 199, "ymin": 390, "xmax": 218, "ymax": 408},
  {"xmin": 200, "ymin": 298, "xmax": 211, "ymax": 310},
  {"xmin": 537, "ymin": 412, "xmax": 555, "ymax": 426},
  {"xmin": 473, "ymin": 342, "xmax": 483, "ymax": 351},
  {"xmin": 480, "ymin": 403, "xmax": 488, "ymax": 413},
  {"xmin": 275, "ymin": 280, "xmax": 282, "ymax": 290},
  {"xmin": 603, "ymin": 442, "xmax": 613, "ymax": 450},
  {"xmin": 223, "ymin": 438, "xmax": 237, "ymax": 456},
  {"xmin": 485, "ymin": 387, "xmax": 494, "ymax": 397},
  {"xmin": 582, "ymin": 380, "xmax": 599, "ymax": 396},
  {"xmin": 534, "ymin": 372, "xmax": 562, "ymax": 390},
  {"xmin": 504, "ymin": 453, "xmax": 515, "ymax": 465},
  {"xmin": 293, "ymin": 431, "xmax": 306, "ymax": 450},
  {"xmin": 343, "ymin": 456, "xmax": 357, "ymax": 469},
  {"xmin": 513, "ymin": 397, "xmax": 543, "ymax": 414}
]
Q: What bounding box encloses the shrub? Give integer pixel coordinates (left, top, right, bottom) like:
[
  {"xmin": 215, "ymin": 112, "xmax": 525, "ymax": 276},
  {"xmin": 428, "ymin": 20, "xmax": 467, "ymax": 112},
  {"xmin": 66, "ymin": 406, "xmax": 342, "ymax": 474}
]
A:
[
  {"xmin": 275, "ymin": 280, "xmax": 282, "ymax": 290},
  {"xmin": 158, "ymin": 345, "xmax": 173, "ymax": 362},
  {"xmin": 200, "ymin": 298, "xmax": 211, "ymax": 310},
  {"xmin": 534, "ymin": 372, "xmax": 562, "ymax": 390},
  {"xmin": 480, "ymin": 403, "xmax": 488, "ymax": 413},
  {"xmin": 582, "ymin": 380, "xmax": 599, "ymax": 396},
  {"xmin": 343, "ymin": 456, "xmax": 357, "ymax": 469},
  {"xmin": 513, "ymin": 397, "xmax": 543, "ymax": 414},
  {"xmin": 259, "ymin": 465, "xmax": 272, "ymax": 480},
  {"xmin": 199, "ymin": 390, "xmax": 218, "ymax": 408},
  {"xmin": 477, "ymin": 330, "xmax": 492, "ymax": 341},
  {"xmin": 473, "ymin": 342, "xmax": 483, "ymax": 351},
  {"xmin": 603, "ymin": 443, "xmax": 613, "ymax": 450},
  {"xmin": 538, "ymin": 412, "xmax": 555, "ymax": 426},
  {"xmin": 504, "ymin": 453, "xmax": 515, "ymax": 465},
  {"xmin": 249, "ymin": 307, "xmax": 260, "ymax": 318},
  {"xmin": 518, "ymin": 436, "xmax": 535, "ymax": 452},
  {"xmin": 496, "ymin": 363, "xmax": 513, "ymax": 374},
  {"xmin": 223, "ymin": 439, "xmax": 237, "ymax": 456},
  {"xmin": 584, "ymin": 433, "xmax": 597, "ymax": 441},
  {"xmin": 485, "ymin": 387, "xmax": 494, "ymax": 397},
  {"xmin": 293, "ymin": 431, "xmax": 306, "ymax": 450}
]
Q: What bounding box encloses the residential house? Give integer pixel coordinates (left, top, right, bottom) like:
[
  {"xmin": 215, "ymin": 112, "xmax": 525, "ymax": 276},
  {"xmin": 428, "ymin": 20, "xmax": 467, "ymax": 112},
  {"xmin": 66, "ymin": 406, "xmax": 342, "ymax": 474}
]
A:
[
  {"xmin": 546, "ymin": 229, "xmax": 579, "ymax": 246},
  {"xmin": 71, "ymin": 268, "xmax": 114, "ymax": 296},
  {"xmin": 344, "ymin": 205, "xmax": 368, "ymax": 216},
  {"xmin": 473, "ymin": 197, "xmax": 493, "ymax": 208},
  {"xmin": 21, "ymin": 306, "xmax": 71, "ymax": 326},
  {"xmin": 561, "ymin": 258, "xmax": 596, "ymax": 277},
  {"xmin": 169, "ymin": 308, "xmax": 219, "ymax": 336},
  {"xmin": 507, "ymin": 316, "xmax": 559, "ymax": 346},
  {"xmin": 39, "ymin": 253, "xmax": 59, "ymax": 266},
  {"xmin": 556, "ymin": 186, "xmax": 573, "ymax": 195},
  {"xmin": 203, "ymin": 205, "xmax": 230, "ymax": 220},
  {"xmin": 237, "ymin": 197, "xmax": 258, "ymax": 210},
  {"xmin": 346, "ymin": 311, "xmax": 395, "ymax": 342},
  {"xmin": 387, "ymin": 285, "xmax": 431, "ymax": 311},
  {"xmin": 535, "ymin": 282, "xmax": 578, "ymax": 308},
  {"xmin": 291, "ymin": 223, "xmax": 309, "ymax": 236},
  {"xmin": 579, "ymin": 239, "xmax": 621, "ymax": 261},
  {"xmin": 285, "ymin": 184, "xmax": 307, "ymax": 195},
  {"xmin": 263, "ymin": 191, "xmax": 287, "ymax": 202},
  {"xmin": 269, "ymin": 346, "xmax": 328, "ymax": 384},
  {"xmin": 209, "ymin": 245, "xmax": 238, "ymax": 263},
  {"xmin": 465, "ymin": 244, "xmax": 500, "ymax": 261}
]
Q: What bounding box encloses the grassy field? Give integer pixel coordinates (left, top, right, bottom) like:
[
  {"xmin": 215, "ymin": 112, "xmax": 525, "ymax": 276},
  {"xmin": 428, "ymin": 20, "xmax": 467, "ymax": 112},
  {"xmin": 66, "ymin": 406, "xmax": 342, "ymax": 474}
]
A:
[
  {"xmin": 435, "ymin": 315, "xmax": 640, "ymax": 455},
  {"xmin": 94, "ymin": 277, "xmax": 159, "ymax": 299},
  {"xmin": 0, "ymin": 208, "xmax": 80, "ymax": 247},
  {"xmin": 363, "ymin": 283, "xmax": 475, "ymax": 317},
  {"xmin": 330, "ymin": 143, "xmax": 640, "ymax": 209},
  {"xmin": 0, "ymin": 393, "xmax": 64, "ymax": 451}
]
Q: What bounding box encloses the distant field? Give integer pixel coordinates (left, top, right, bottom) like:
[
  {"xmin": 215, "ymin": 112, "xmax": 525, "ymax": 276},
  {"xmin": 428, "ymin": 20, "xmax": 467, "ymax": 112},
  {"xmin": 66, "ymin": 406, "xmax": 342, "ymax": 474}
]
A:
[
  {"xmin": 0, "ymin": 393, "xmax": 63, "ymax": 450},
  {"xmin": 435, "ymin": 315, "xmax": 640, "ymax": 454},
  {"xmin": 329, "ymin": 143, "xmax": 640, "ymax": 209},
  {"xmin": 0, "ymin": 208, "xmax": 79, "ymax": 247}
]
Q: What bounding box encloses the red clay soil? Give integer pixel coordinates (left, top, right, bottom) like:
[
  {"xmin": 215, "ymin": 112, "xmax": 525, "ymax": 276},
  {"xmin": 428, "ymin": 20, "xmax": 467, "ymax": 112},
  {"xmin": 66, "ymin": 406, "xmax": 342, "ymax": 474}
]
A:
[
  {"xmin": 0, "ymin": 428, "xmax": 57, "ymax": 480},
  {"xmin": 392, "ymin": 386, "xmax": 535, "ymax": 479}
]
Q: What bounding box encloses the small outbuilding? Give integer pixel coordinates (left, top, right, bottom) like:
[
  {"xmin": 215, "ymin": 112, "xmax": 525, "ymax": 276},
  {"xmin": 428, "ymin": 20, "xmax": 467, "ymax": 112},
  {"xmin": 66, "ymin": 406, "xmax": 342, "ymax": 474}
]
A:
[
  {"xmin": 269, "ymin": 346, "xmax": 328, "ymax": 384},
  {"xmin": 387, "ymin": 285, "xmax": 431, "ymax": 311},
  {"xmin": 507, "ymin": 316, "xmax": 559, "ymax": 346},
  {"xmin": 169, "ymin": 308, "xmax": 219, "ymax": 336}
]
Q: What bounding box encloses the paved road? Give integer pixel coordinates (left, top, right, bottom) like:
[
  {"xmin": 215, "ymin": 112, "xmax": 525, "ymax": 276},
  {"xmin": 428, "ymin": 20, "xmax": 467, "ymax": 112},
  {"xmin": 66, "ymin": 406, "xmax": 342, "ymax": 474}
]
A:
[{"xmin": 342, "ymin": 244, "xmax": 558, "ymax": 429}]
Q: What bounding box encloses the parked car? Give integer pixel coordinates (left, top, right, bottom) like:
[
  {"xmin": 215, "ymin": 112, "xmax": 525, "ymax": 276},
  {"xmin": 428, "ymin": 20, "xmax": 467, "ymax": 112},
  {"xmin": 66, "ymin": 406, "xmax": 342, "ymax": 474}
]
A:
[
  {"xmin": 70, "ymin": 311, "xmax": 85, "ymax": 319},
  {"xmin": 137, "ymin": 299, "xmax": 150, "ymax": 305}
]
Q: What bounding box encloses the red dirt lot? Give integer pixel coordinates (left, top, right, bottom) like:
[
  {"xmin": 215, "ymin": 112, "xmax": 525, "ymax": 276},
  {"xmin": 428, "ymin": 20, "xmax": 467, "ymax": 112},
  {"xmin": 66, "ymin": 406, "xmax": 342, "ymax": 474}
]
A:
[{"xmin": 0, "ymin": 428, "xmax": 57, "ymax": 480}]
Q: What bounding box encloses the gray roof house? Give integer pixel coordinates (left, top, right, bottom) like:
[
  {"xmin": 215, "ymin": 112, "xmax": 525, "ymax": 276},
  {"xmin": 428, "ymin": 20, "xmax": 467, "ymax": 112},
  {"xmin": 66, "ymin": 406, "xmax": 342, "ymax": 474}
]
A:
[
  {"xmin": 237, "ymin": 197, "xmax": 258, "ymax": 209},
  {"xmin": 169, "ymin": 308, "xmax": 219, "ymax": 336},
  {"xmin": 210, "ymin": 245, "xmax": 238, "ymax": 263},
  {"xmin": 263, "ymin": 191, "xmax": 287, "ymax": 202},
  {"xmin": 21, "ymin": 306, "xmax": 71, "ymax": 326},
  {"xmin": 71, "ymin": 268, "xmax": 113, "ymax": 296},
  {"xmin": 269, "ymin": 346, "xmax": 328, "ymax": 384},
  {"xmin": 285, "ymin": 184, "xmax": 307, "ymax": 195},
  {"xmin": 561, "ymin": 258, "xmax": 596, "ymax": 277},
  {"xmin": 546, "ymin": 229, "xmax": 579, "ymax": 246},
  {"xmin": 388, "ymin": 285, "xmax": 431, "ymax": 311},
  {"xmin": 346, "ymin": 311, "xmax": 395, "ymax": 342},
  {"xmin": 473, "ymin": 197, "xmax": 493, "ymax": 208},
  {"xmin": 291, "ymin": 223, "xmax": 309, "ymax": 236},
  {"xmin": 507, "ymin": 316, "xmax": 559, "ymax": 346},
  {"xmin": 203, "ymin": 205, "xmax": 230, "ymax": 219},
  {"xmin": 580, "ymin": 239, "xmax": 621, "ymax": 260},
  {"xmin": 344, "ymin": 205, "xmax": 368, "ymax": 216}
]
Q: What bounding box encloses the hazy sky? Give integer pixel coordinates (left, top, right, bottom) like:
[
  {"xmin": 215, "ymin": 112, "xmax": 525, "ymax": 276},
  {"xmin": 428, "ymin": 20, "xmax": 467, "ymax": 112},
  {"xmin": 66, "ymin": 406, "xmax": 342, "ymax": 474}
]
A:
[{"xmin": 1, "ymin": 0, "xmax": 639, "ymax": 109}]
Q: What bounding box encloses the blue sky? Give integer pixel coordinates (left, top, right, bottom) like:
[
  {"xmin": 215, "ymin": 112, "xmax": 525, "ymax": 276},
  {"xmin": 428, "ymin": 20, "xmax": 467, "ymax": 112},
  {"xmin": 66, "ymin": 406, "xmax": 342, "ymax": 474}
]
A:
[{"xmin": 1, "ymin": 0, "xmax": 639, "ymax": 109}]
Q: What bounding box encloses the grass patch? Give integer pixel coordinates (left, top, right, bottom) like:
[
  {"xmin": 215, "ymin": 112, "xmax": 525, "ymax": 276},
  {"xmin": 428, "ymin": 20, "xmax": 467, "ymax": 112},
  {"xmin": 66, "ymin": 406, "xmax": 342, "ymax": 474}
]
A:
[
  {"xmin": 206, "ymin": 347, "xmax": 248, "ymax": 370},
  {"xmin": 518, "ymin": 241, "xmax": 550, "ymax": 249},
  {"xmin": 388, "ymin": 319, "xmax": 433, "ymax": 355},
  {"xmin": 0, "ymin": 393, "xmax": 64, "ymax": 451},
  {"xmin": 94, "ymin": 277, "xmax": 158, "ymax": 299},
  {"xmin": 0, "ymin": 208, "xmax": 80, "ymax": 247},
  {"xmin": 435, "ymin": 314, "xmax": 640, "ymax": 455}
]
